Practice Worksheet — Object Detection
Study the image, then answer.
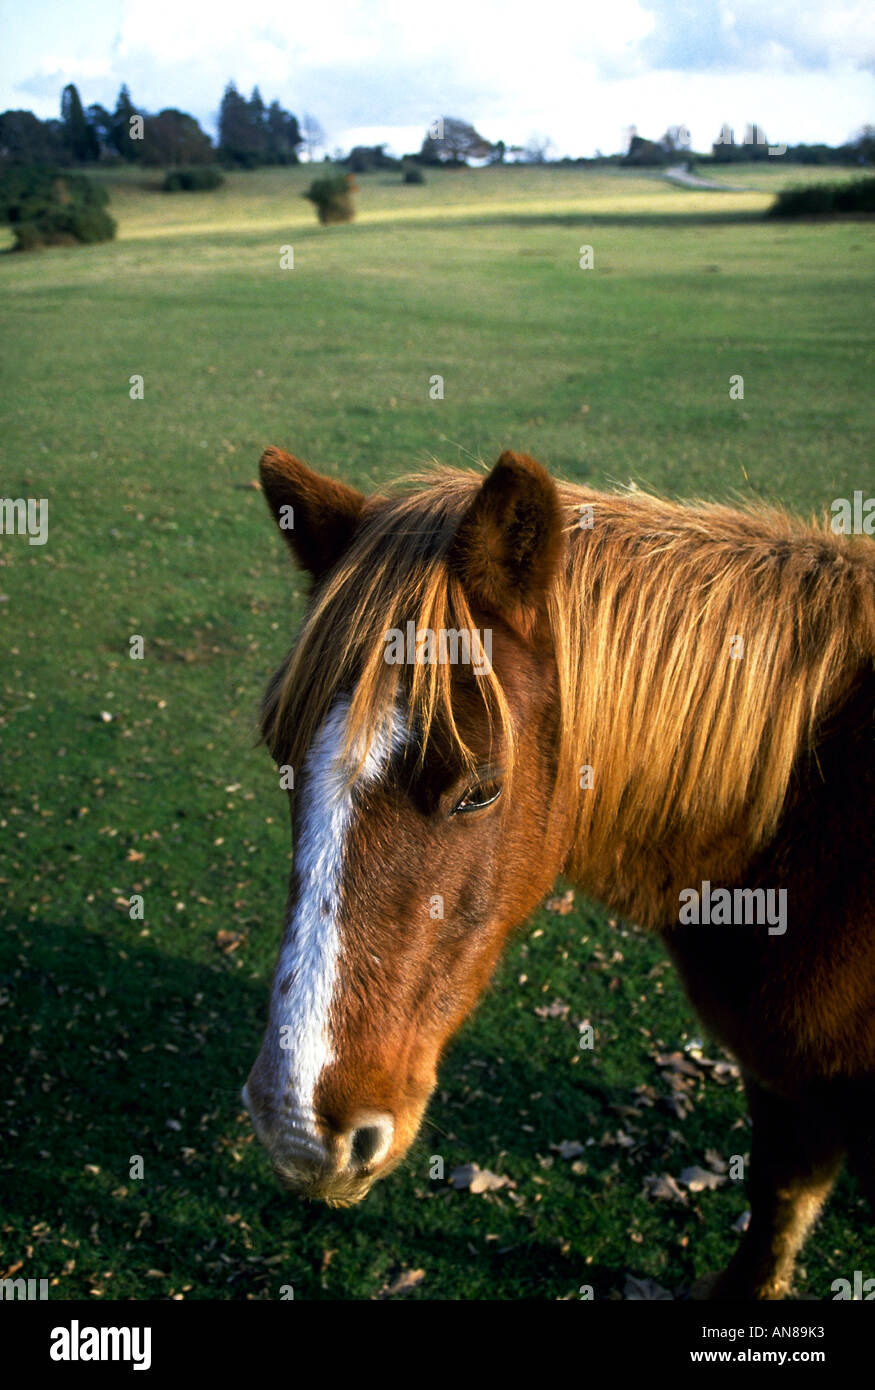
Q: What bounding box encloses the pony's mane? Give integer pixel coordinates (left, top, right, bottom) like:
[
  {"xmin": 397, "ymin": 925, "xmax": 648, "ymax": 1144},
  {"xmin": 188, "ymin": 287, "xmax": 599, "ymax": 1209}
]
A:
[
  {"xmin": 553, "ymin": 485, "xmax": 875, "ymax": 895},
  {"xmin": 263, "ymin": 467, "xmax": 875, "ymax": 884}
]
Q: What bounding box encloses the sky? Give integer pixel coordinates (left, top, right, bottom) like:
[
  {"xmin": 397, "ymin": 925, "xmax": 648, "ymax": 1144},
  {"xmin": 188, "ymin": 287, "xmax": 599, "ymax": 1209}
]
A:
[{"xmin": 1, "ymin": 0, "xmax": 872, "ymax": 157}]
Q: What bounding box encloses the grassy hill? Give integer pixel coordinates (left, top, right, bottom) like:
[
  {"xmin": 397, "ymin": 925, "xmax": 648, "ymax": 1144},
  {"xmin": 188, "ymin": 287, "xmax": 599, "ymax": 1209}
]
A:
[{"xmin": 0, "ymin": 162, "xmax": 872, "ymax": 1300}]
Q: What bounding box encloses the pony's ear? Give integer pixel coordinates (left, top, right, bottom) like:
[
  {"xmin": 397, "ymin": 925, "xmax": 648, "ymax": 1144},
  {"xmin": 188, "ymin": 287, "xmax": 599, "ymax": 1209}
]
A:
[
  {"xmin": 258, "ymin": 447, "xmax": 365, "ymax": 580},
  {"xmin": 450, "ymin": 450, "xmax": 564, "ymax": 637}
]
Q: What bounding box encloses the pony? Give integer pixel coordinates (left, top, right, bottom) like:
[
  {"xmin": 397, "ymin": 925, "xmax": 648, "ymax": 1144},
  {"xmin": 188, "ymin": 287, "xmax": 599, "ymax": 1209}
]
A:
[{"xmin": 243, "ymin": 446, "xmax": 875, "ymax": 1299}]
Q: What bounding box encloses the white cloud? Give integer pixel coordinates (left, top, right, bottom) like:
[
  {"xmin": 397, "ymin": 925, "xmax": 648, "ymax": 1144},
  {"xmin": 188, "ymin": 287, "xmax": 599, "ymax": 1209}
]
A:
[
  {"xmin": 3, "ymin": 0, "xmax": 873, "ymax": 154},
  {"xmin": 642, "ymin": 0, "xmax": 875, "ymax": 72}
]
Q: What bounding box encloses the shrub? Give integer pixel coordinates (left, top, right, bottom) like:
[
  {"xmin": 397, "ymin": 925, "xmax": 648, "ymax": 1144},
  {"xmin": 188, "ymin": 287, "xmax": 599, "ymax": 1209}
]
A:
[
  {"xmin": 12, "ymin": 221, "xmax": 49, "ymax": 251},
  {"xmin": 303, "ymin": 172, "xmax": 356, "ymax": 224},
  {"xmin": 622, "ymin": 135, "xmax": 669, "ymax": 167},
  {"xmin": 833, "ymin": 176, "xmax": 875, "ymax": 213},
  {"xmin": 162, "ymin": 166, "xmax": 225, "ymax": 192},
  {"xmin": 768, "ymin": 176, "xmax": 875, "ymax": 217},
  {"xmin": 346, "ymin": 144, "xmax": 397, "ymax": 173},
  {"xmin": 0, "ymin": 165, "xmax": 116, "ymax": 249},
  {"xmin": 403, "ymin": 165, "xmax": 425, "ymax": 184}
]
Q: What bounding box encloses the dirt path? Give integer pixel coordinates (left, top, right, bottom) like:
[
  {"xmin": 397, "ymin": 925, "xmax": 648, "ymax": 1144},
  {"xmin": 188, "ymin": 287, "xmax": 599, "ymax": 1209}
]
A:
[{"xmin": 664, "ymin": 164, "xmax": 750, "ymax": 191}]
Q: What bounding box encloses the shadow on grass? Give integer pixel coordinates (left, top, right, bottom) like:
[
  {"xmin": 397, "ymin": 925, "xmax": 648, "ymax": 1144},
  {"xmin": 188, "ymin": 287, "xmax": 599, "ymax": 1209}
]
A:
[
  {"xmin": 0, "ymin": 914, "xmax": 643, "ymax": 1298},
  {"xmin": 356, "ymin": 210, "xmax": 768, "ymax": 234},
  {"xmin": 3, "ymin": 914, "xmax": 865, "ymax": 1298}
]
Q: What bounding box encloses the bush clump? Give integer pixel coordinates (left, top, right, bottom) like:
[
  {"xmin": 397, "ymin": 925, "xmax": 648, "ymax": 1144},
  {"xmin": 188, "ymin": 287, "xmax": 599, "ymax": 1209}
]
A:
[
  {"xmin": 768, "ymin": 176, "xmax": 875, "ymax": 217},
  {"xmin": 345, "ymin": 144, "xmax": 397, "ymax": 173},
  {"xmin": 403, "ymin": 165, "xmax": 425, "ymax": 184},
  {"xmin": 303, "ymin": 172, "xmax": 356, "ymax": 224},
  {"xmin": 163, "ymin": 166, "xmax": 225, "ymax": 192},
  {"xmin": 0, "ymin": 165, "xmax": 116, "ymax": 249}
]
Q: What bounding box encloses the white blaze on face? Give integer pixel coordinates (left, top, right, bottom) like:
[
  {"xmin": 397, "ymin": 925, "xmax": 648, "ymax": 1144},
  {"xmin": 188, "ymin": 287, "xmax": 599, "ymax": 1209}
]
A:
[{"xmin": 270, "ymin": 696, "xmax": 404, "ymax": 1152}]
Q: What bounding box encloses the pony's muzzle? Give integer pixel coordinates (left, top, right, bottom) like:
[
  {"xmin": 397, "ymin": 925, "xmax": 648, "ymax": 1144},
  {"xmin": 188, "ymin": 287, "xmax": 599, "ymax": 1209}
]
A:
[
  {"xmin": 242, "ymin": 1084, "xmax": 395, "ymax": 1200},
  {"xmin": 272, "ymin": 1112, "xmax": 395, "ymax": 1202}
]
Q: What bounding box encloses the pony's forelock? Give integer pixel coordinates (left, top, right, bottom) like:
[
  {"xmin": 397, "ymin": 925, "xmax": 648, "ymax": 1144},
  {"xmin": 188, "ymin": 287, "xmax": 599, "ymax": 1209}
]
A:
[{"xmin": 261, "ymin": 468, "xmax": 518, "ymax": 791}]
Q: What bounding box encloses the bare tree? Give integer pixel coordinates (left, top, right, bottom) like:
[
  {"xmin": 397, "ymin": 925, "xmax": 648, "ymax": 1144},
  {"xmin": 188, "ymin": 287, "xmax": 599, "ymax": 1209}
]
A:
[
  {"xmin": 660, "ymin": 124, "xmax": 691, "ymax": 154},
  {"xmin": 521, "ymin": 132, "xmax": 555, "ymax": 164},
  {"xmin": 850, "ymin": 124, "xmax": 875, "ymax": 163},
  {"xmin": 300, "ymin": 112, "xmax": 325, "ymax": 162}
]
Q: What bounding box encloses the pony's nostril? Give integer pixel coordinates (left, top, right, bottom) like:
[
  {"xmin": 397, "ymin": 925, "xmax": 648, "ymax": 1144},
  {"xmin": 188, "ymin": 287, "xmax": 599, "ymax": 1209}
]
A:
[
  {"xmin": 351, "ymin": 1126, "xmax": 382, "ymax": 1166},
  {"xmin": 347, "ymin": 1114, "xmax": 394, "ymax": 1169}
]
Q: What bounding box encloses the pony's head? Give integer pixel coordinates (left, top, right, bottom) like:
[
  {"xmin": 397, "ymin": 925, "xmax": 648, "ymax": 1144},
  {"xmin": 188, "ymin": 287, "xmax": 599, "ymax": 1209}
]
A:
[{"xmin": 243, "ymin": 448, "xmax": 571, "ymax": 1203}]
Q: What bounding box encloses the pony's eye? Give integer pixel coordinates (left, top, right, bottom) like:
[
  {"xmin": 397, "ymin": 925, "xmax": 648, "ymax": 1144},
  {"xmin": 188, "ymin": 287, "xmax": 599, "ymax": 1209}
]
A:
[{"xmin": 451, "ymin": 781, "xmax": 502, "ymax": 815}]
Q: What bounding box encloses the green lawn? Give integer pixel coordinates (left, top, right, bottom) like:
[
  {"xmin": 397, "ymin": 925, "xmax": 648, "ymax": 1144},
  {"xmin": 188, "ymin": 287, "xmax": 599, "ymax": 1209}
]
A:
[
  {"xmin": 1, "ymin": 162, "xmax": 872, "ymax": 1300},
  {"xmin": 699, "ymin": 161, "xmax": 874, "ymax": 192}
]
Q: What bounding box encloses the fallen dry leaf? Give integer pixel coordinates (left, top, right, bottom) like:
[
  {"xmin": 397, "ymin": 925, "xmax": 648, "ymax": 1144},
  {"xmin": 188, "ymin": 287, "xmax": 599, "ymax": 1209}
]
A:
[
  {"xmin": 662, "ymin": 1090, "xmax": 695, "ymax": 1120},
  {"xmin": 215, "ymin": 930, "xmax": 245, "ymax": 955},
  {"xmin": 552, "ymin": 1140, "xmax": 586, "ymax": 1160},
  {"xmin": 707, "ymin": 1060, "xmax": 741, "ymax": 1083},
  {"xmin": 379, "ymin": 1268, "xmax": 426, "ymax": 1298},
  {"xmin": 534, "ymin": 999, "xmax": 570, "ymax": 1020},
  {"xmin": 624, "ymin": 1274, "xmax": 673, "ymax": 1301},
  {"xmin": 599, "ymin": 1129, "xmax": 637, "ymax": 1150},
  {"xmin": 643, "ymin": 1172, "xmax": 688, "ymax": 1205},
  {"xmin": 680, "ymin": 1165, "xmax": 726, "ymax": 1192},
  {"xmin": 450, "ymin": 1162, "xmax": 515, "ymax": 1194},
  {"xmin": 654, "ymin": 1050, "xmax": 700, "ymax": 1078},
  {"xmin": 545, "ymin": 890, "xmax": 575, "ymax": 915}
]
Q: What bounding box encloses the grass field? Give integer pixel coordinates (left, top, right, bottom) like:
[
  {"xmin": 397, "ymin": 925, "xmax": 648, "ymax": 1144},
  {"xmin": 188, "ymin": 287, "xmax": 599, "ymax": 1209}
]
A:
[{"xmin": 1, "ymin": 162, "xmax": 873, "ymax": 1300}]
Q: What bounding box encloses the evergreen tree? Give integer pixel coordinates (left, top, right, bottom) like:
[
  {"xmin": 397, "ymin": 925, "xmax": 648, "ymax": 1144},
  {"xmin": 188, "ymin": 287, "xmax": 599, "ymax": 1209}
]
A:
[
  {"xmin": 219, "ymin": 83, "xmax": 301, "ymax": 166},
  {"xmin": 61, "ymin": 83, "xmax": 99, "ymax": 161},
  {"xmin": 86, "ymin": 103, "xmax": 113, "ymax": 158},
  {"xmin": 110, "ymin": 86, "xmax": 142, "ymax": 161},
  {"xmin": 265, "ymin": 100, "xmax": 301, "ymax": 164},
  {"xmin": 249, "ymin": 86, "xmax": 267, "ymax": 156},
  {"xmin": 218, "ymin": 81, "xmax": 259, "ymax": 165}
]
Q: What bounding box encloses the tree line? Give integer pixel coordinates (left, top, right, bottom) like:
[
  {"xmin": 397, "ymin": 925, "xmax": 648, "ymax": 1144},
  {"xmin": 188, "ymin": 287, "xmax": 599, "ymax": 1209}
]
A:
[
  {"xmin": 0, "ymin": 85, "xmax": 872, "ymax": 172},
  {"xmin": 0, "ymin": 83, "xmax": 306, "ymax": 169}
]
